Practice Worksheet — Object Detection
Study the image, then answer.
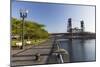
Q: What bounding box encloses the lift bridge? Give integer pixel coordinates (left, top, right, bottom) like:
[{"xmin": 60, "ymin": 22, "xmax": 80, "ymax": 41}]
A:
[{"xmin": 50, "ymin": 18, "xmax": 96, "ymax": 39}]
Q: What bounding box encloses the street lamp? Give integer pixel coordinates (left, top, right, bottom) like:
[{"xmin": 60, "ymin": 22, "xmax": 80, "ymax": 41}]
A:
[{"xmin": 19, "ymin": 9, "xmax": 28, "ymax": 49}]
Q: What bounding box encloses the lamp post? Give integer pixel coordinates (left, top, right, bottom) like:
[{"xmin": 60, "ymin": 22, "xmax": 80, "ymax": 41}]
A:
[{"xmin": 19, "ymin": 9, "xmax": 28, "ymax": 49}]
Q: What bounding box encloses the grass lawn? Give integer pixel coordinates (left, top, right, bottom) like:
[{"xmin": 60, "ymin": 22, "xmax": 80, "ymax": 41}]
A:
[{"xmin": 11, "ymin": 39, "xmax": 48, "ymax": 47}]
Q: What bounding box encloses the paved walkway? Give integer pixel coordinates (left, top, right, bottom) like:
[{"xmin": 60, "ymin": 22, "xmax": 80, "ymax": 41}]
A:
[{"xmin": 11, "ymin": 39, "xmax": 54, "ymax": 66}]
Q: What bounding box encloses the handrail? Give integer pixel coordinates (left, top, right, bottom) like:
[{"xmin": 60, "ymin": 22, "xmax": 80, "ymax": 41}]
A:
[{"xmin": 56, "ymin": 41, "xmax": 64, "ymax": 63}]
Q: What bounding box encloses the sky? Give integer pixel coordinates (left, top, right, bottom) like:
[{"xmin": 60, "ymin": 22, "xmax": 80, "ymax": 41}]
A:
[{"xmin": 11, "ymin": 0, "xmax": 95, "ymax": 33}]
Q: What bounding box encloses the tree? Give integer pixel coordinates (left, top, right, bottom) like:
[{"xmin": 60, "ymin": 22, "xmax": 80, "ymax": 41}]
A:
[{"xmin": 11, "ymin": 18, "xmax": 49, "ymax": 41}]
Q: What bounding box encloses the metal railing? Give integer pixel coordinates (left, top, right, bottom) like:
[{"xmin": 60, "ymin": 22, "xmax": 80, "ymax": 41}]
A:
[{"xmin": 55, "ymin": 41, "xmax": 64, "ymax": 63}]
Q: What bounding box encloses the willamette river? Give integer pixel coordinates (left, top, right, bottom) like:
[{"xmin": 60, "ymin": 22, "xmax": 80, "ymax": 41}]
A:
[{"xmin": 58, "ymin": 39, "xmax": 96, "ymax": 62}]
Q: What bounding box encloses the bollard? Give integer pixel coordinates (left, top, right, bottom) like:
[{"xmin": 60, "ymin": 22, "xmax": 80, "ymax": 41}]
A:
[{"xmin": 35, "ymin": 53, "xmax": 41, "ymax": 62}]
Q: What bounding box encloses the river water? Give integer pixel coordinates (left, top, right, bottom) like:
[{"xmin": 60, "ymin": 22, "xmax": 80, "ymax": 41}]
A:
[{"xmin": 58, "ymin": 39, "xmax": 96, "ymax": 62}]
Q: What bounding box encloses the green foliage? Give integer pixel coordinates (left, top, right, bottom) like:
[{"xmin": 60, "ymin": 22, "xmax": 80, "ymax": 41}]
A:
[{"xmin": 11, "ymin": 18, "xmax": 49, "ymax": 41}]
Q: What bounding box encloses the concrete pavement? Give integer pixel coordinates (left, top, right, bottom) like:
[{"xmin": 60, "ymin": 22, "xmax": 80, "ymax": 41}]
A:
[{"xmin": 11, "ymin": 39, "xmax": 53, "ymax": 66}]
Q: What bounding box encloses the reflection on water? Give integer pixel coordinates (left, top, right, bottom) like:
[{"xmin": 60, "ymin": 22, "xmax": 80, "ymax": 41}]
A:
[{"xmin": 59, "ymin": 39, "xmax": 96, "ymax": 62}]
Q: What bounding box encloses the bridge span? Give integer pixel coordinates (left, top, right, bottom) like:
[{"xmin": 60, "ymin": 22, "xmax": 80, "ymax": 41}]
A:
[{"xmin": 49, "ymin": 32, "xmax": 96, "ymax": 39}]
